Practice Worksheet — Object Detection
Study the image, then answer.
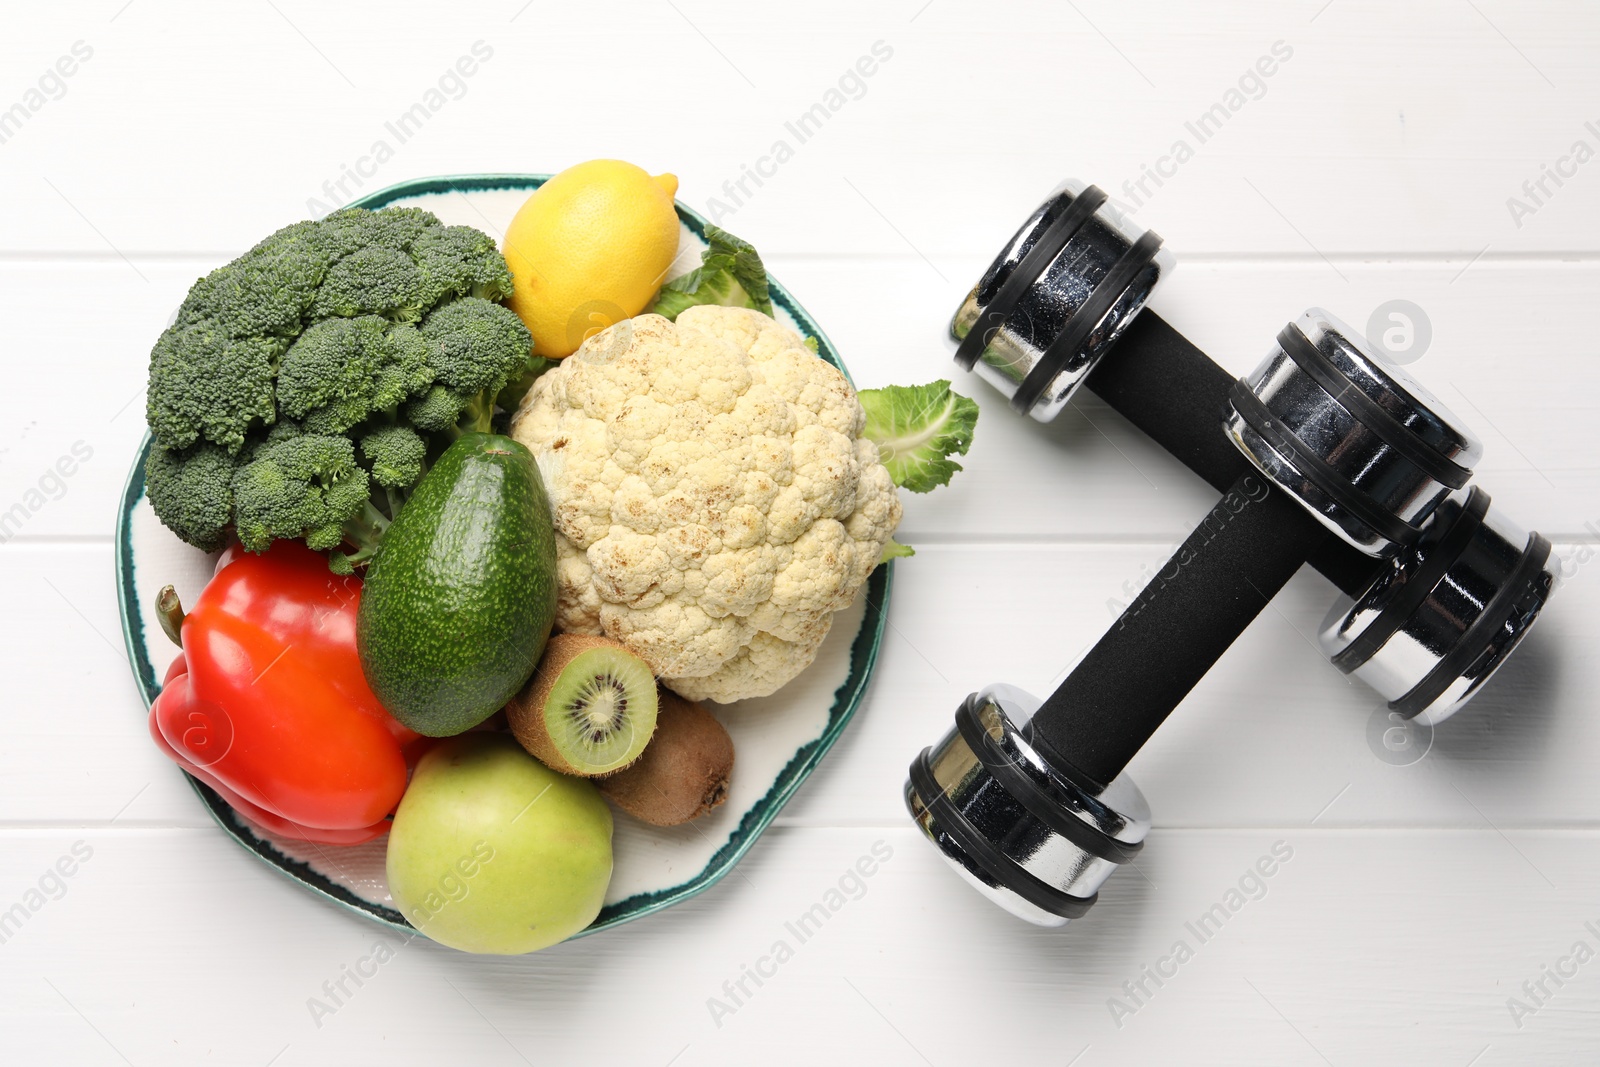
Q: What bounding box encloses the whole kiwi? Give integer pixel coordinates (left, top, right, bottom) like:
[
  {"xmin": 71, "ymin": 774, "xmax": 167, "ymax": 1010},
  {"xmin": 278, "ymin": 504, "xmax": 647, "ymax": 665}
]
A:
[{"xmin": 598, "ymin": 689, "xmax": 734, "ymax": 826}]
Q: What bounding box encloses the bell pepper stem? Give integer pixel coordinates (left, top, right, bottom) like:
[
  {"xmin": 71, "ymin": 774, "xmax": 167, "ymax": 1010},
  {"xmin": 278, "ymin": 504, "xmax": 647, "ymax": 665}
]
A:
[{"xmin": 155, "ymin": 585, "xmax": 185, "ymax": 648}]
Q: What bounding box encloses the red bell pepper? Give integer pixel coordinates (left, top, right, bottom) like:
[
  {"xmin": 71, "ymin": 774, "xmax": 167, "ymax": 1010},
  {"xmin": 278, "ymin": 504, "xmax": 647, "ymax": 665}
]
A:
[{"xmin": 149, "ymin": 540, "xmax": 419, "ymax": 844}]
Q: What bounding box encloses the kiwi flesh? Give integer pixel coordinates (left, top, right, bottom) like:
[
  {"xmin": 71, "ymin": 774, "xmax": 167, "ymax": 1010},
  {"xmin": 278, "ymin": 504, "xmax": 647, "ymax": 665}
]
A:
[
  {"xmin": 598, "ymin": 689, "xmax": 734, "ymax": 826},
  {"xmin": 507, "ymin": 634, "xmax": 658, "ymax": 776}
]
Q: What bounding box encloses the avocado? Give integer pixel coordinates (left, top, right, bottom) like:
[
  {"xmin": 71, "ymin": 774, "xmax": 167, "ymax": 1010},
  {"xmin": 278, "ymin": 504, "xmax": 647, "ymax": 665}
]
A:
[{"xmin": 358, "ymin": 432, "xmax": 557, "ymax": 736}]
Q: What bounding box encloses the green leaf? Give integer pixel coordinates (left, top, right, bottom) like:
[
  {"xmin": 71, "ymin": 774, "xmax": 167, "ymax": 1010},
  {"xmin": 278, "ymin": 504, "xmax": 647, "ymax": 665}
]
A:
[
  {"xmin": 858, "ymin": 380, "xmax": 980, "ymax": 493},
  {"xmin": 651, "ymin": 225, "xmax": 773, "ymax": 320},
  {"xmin": 878, "ymin": 538, "xmax": 915, "ymax": 565}
]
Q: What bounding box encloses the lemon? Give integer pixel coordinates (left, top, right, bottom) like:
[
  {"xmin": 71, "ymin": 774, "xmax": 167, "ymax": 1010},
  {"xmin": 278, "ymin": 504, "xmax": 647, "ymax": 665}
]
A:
[{"xmin": 502, "ymin": 160, "xmax": 681, "ymax": 358}]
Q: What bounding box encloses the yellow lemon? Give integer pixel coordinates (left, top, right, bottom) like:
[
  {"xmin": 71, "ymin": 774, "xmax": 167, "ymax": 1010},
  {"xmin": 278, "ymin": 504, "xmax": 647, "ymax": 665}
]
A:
[{"xmin": 502, "ymin": 160, "xmax": 681, "ymax": 358}]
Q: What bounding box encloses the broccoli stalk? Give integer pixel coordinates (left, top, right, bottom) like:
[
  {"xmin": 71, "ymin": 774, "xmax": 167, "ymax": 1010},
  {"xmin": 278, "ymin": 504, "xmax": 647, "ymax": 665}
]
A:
[
  {"xmin": 456, "ymin": 388, "xmax": 500, "ymax": 437},
  {"xmin": 329, "ymin": 498, "xmax": 392, "ymax": 575}
]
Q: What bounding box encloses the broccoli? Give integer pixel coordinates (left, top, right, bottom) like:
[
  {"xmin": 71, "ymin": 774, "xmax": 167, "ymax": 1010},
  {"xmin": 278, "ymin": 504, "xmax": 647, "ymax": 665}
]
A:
[
  {"xmin": 144, "ymin": 442, "xmax": 238, "ymax": 553},
  {"xmin": 145, "ymin": 323, "xmax": 282, "ymax": 454},
  {"xmin": 277, "ymin": 317, "xmax": 433, "ymax": 435},
  {"xmin": 315, "ymin": 205, "xmax": 438, "ymax": 259},
  {"xmin": 143, "ymin": 206, "xmax": 543, "ymax": 566},
  {"xmin": 421, "ymin": 297, "xmax": 532, "ymax": 392},
  {"xmin": 418, "ymin": 297, "xmax": 535, "ymax": 429},
  {"xmin": 359, "ymin": 425, "xmax": 427, "ymax": 489},
  {"xmin": 242, "ymin": 218, "xmax": 325, "ymax": 260},
  {"xmin": 412, "ymin": 225, "xmax": 516, "ymax": 307},
  {"xmin": 178, "ymin": 222, "xmax": 329, "ymax": 340},
  {"xmin": 231, "ymin": 435, "xmax": 374, "ymax": 554},
  {"xmin": 402, "ymin": 385, "xmax": 472, "ymax": 434},
  {"xmin": 309, "ymin": 245, "xmax": 427, "ymax": 322},
  {"xmin": 147, "ymin": 206, "xmax": 514, "ymax": 456}
]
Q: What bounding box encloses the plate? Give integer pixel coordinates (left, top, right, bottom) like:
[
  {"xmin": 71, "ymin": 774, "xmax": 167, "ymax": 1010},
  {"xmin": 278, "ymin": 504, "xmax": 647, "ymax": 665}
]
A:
[{"xmin": 115, "ymin": 174, "xmax": 891, "ymax": 940}]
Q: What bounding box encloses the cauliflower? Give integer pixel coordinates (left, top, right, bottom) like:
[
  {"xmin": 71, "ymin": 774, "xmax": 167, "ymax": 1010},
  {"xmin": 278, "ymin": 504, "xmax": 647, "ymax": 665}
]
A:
[{"xmin": 510, "ymin": 305, "xmax": 902, "ymax": 703}]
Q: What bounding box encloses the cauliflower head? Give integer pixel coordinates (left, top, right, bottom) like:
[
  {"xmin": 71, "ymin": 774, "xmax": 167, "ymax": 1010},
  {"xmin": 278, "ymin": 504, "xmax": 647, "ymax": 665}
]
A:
[{"xmin": 510, "ymin": 305, "xmax": 902, "ymax": 703}]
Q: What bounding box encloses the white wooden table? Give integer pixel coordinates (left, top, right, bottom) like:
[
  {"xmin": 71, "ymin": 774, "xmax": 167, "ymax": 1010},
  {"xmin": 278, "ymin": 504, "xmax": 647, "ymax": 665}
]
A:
[{"xmin": 4, "ymin": 2, "xmax": 1597, "ymax": 1063}]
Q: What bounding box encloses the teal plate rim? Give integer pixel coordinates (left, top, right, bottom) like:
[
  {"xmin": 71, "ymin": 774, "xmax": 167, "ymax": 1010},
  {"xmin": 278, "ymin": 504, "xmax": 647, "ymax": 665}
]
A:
[{"xmin": 115, "ymin": 173, "xmax": 893, "ymax": 942}]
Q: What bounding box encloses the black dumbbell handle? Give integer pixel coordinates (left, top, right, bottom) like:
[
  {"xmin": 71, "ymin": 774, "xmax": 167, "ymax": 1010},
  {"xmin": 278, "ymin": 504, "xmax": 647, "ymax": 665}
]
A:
[
  {"xmin": 1085, "ymin": 311, "xmax": 1380, "ymax": 599},
  {"xmin": 1029, "ymin": 470, "xmax": 1329, "ymax": 791},
  {"xmin": 1024, "ymin": 310, "xmax": 1386, "ymax": 789}
]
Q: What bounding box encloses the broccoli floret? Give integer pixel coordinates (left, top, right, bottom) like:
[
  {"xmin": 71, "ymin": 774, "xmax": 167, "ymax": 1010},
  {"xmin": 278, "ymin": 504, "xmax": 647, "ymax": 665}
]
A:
[
  {"xmin": 243, "ymin": 218, "xmax": 323, "ymax": 259},
  {"xmin": 315, "ymin": 206, "xmax": 438, "ymax": 258},
  {"xmin": 359, "ymin": 425, "xmax": 427, "ymax": 489},
  {"xmin": 146, "ymin": 322, "xmax": 280, "ymax": 453},
  {"xmin": 144, "ymin": 442, "xmax": 237, "ymax": 552},
  {"xmin": 412, "ymin": 225, "xmax": 516, "ymax": 307},
  {"xmin": 415, "ymin": 298, "xmax": 536, "ymax": 434},
  {"xmin": 231, "ymin": 435, "xmax": 372, "ymax": 553},
  {"xmin": 277, "ymin": 317, "xmax": 384, "ymax": 428},
  {"xmin": 310, "ymin": 245, "xmax": 427, "ymax": 322},
  {"xmin": 421, "ymin": 297, "xmax": 534, "ymax": 395},
  {"xmin": 402, "ymin": 385, "xmax": 472, "ymax": 433},
  {"xmin": 252, "ymin": 416, "xmax": 306, "ymax": 450},
  {"xmin": 178, "ymin": 221, "xmax": 330, "ymax": 339},
  {"xmin": 277, "ymin": 317, "xmax": 434, "ymax": 435}
]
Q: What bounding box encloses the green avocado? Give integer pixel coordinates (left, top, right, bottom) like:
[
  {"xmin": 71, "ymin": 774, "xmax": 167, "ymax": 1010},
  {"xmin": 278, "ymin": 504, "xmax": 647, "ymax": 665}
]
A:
[{"xmin": 358, "ymin": 432, "xmax": 557, "ymax": 736}]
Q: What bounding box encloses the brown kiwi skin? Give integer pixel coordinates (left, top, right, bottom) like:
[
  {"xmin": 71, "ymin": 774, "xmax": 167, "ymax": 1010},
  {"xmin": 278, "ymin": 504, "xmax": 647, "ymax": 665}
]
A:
[
  {"xmin": 598, "ymin": 690, "xmax": 734, "ymax": 826},
  {"xmin": 505, "ymin": 633, "xmax": 656, "ymax": 777}
]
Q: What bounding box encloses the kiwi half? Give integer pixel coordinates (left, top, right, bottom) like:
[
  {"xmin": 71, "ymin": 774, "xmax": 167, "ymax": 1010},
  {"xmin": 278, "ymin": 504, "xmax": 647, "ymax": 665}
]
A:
[
  {"xmin": 598, "ymin": 689, "xmax": 734, "ymax": 826},
  {"xmin": 507, "ymin": 634, "xmax": 658, "ymax": 776}
]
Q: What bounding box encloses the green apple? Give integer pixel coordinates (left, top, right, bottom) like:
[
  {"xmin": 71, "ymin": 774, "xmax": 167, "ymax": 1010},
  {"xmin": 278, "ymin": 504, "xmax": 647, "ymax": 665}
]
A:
[{"xmin": 386, "ymin": 732, "xmax": 612, "ymax": 954}]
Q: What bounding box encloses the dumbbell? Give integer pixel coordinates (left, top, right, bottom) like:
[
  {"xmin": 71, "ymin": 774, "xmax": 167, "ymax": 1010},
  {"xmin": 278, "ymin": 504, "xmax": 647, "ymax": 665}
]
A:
[
  {"xmin": 954, "ymin": 180, "xmax": 1557, "ymax": 723},
  {"xmin": 904, "ymin": 183, "xmax": 1559, "ymax": 925}
]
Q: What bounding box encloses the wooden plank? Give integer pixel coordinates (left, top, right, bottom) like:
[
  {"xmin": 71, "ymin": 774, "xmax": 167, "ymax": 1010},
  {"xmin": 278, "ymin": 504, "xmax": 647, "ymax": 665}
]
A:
[
  {"xmin": 0, "ymin": 542, "xmax": 211, "ymax": 828},
  {"xmin": 2, "ymin": 2, "xmax": 1599, "ymax": 256},
  {"xmin": 0, "ymin": 826, "xmax": 1594, "ymax": 1064},
  {"xmin": 7, "ymin": 541, "xmax": 1594, "ymax": 829},
  {"xmin": 786, "ymin": 257, "xmax": 1600, "ymax": 542},
  {"xmin": 784, "ymin": 540, "xmax": 1600, "ymax": 830},
  {"xmin": 1, "ymin": 259, "xmax": 1594, "ymax": 542}
]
